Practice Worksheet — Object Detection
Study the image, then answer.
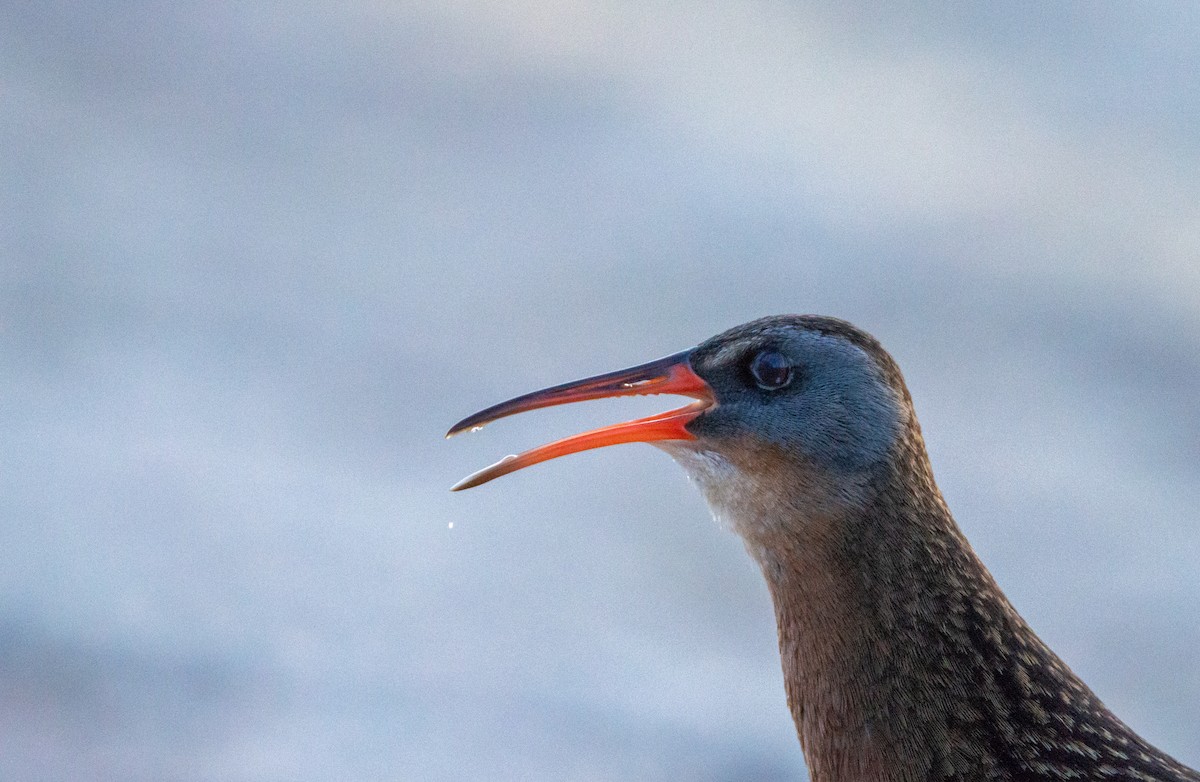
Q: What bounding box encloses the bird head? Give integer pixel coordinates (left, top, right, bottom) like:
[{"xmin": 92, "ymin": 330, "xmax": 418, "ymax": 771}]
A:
[{"xmin": 448, "ymin": 315, "xmax": 915, "ymax": 542}]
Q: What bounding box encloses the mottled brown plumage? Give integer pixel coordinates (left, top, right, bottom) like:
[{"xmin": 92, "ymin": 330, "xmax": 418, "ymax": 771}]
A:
[
  {"xmin": 450, "ymin": 315, "xmax": 1199, "ymax": 781},
  {"xmin": 764, "ymin": 326, "xmax": 1194, "ymax": 780}
]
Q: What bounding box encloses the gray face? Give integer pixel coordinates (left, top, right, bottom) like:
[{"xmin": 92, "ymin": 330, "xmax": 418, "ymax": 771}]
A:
[
  {"xmin": 685, "ymin": 320, "xmax": 905, "ymax": 476},
  {"xmin": 658, "ymin": 318, "xmax": 907, "ymax": 546},
  {"xmin": 630, "ymin": 316, "xmax": 911, "ymax": 550}
]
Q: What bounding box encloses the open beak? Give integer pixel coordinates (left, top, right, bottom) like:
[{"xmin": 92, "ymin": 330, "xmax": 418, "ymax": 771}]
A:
[{"xmin": 447, "ymin": 349, "xmax": 713, "ymax": 490}]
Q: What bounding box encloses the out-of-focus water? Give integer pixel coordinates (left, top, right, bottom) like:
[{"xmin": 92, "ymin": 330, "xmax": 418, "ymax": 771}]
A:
[{"xmin": 3, "ymin": 3, "xmax": 1198, "ymax": 779}]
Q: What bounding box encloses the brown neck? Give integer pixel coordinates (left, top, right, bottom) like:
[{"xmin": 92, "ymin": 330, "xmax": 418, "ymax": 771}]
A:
[{"xmin": 753, "ymin": 432, "xmax": 1199, "ymax": 782}]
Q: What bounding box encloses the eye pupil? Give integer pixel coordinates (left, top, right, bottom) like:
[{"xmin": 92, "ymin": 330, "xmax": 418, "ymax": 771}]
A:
[{"xmin": 750, "ymin": 350, "xmax": 793, "ymax": 390}]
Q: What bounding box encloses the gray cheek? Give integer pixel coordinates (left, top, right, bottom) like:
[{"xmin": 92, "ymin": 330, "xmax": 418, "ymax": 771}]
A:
[
  {"xmin": 765, "ymin": 346, "xmax": 902, "ymax": 473},
  {"xmin": 829, "ymin": 371, "xmax": 902, "ymax": 469}
]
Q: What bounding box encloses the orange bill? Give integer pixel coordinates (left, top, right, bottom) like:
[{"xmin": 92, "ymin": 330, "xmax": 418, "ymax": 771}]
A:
[{"xmin": 447, "ymin": 350, "xmax": 712, "ymax": 490}]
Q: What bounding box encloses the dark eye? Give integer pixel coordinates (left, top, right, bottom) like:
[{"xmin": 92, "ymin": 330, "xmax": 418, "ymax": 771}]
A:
[{"xmin": 749, "ymin": 350, "xmax": 793, "ymax": 390}]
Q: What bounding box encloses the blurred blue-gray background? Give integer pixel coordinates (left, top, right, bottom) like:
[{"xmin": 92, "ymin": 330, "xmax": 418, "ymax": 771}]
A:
[{"xmin": 3, "ymin": 3, "xmax": 1199, "ymax": 780}]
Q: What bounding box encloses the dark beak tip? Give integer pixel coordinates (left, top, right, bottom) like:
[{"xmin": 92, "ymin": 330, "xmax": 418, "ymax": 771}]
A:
[{"xmin": 445, "ymin": 415, "xmax": 488, "ymax": 439}]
